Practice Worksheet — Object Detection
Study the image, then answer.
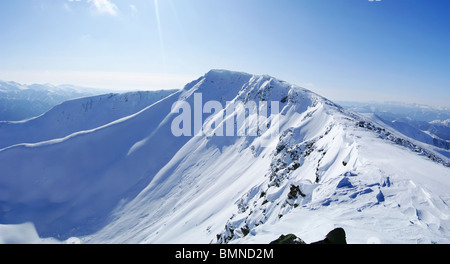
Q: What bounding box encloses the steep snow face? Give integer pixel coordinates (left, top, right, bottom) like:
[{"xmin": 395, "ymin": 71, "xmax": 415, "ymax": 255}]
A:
[
  {"xmin": 0, "ymin": 89, "xmax": 187, "ymax": 238},
  {"xmin": 83, "ymin": 70, "xmax": 449, "ymax": 244},
  {"xmin": 0, "ymin": 90, "xmax": 177, "ymax": 149},
  {"xmin": 1, "ymin": 70, "xmax": 449, "ymax": 244}
]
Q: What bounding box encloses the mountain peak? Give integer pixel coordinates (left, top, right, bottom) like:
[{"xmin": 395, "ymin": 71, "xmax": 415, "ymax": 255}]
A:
[
  {"xmin": 184, "ymin": 69, "xmax": 320, "ymax": 109},
  {"xmin": 0, "ymin": 71, "xmax": 449, "ymax": 244},
  {"xmin": 204, "ymin": 69, "xmax": 252, "ymax": 78}
]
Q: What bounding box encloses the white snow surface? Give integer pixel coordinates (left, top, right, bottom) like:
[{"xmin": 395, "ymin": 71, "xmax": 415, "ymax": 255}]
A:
[
  {"xmin": 0, "ymin": 70, "xmax": 449, "ymax": 244},
  {"xmin": 0, "ymin": 90, "xmax": 176, "ymax": 149},
  {"xmin": 0, "ymin": 80, "xmax": 110, "ymax": 121}
]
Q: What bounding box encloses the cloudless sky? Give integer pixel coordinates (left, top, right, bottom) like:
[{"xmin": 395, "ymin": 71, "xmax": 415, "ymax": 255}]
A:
[{"xmin": 0, "ymin": 0, "xmax": 449, "ymax": 107}]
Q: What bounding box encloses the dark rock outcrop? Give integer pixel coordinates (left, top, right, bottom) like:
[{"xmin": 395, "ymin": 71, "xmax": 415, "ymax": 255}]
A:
[
  {"xmin": 311, "ymin": 228, "xmax": 347, "ymax": 244},
  {"xmin": 269, "ymin": 234, "xmax": 306, "ymax": 244},
  {"xmin": 270, "ymin": 228, "xmax": 347, "ymax": 244}
]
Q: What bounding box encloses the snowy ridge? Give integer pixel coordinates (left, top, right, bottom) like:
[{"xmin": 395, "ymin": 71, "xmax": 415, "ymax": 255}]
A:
[
  {"xmin": 216, "ymin": 113, "xmax": 450, "ymax": 244},
  {"xmin": 0, "ymin": 80, "xmax": 108, "ymax": 121},
  {"xmin": 0, "ymin": 70, "xmax": 449, "ymax": 244},
  {"xmin": 339, "ymin": 101, "xmax": 450, "ymax": 156},
  {"xmin": 0, "ymin": 90, "xmax": 176, "ymax": 150}
]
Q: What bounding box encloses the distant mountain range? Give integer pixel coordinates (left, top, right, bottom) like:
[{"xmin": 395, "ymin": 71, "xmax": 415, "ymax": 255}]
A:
[{"xmin": 338, "ymin": 101, "xmax": 450, "ymax": 157}]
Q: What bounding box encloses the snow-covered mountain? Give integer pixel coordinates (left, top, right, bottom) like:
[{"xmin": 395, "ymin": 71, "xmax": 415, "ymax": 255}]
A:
[
  {"xmin": 337, "ymin": 101, "xmax": 450, "ymax": 123},
  {"xmin": 0, "ymin": 70, "xmax": 449, "ymax": 244},
  {"xmin": 0, "ymin": 90, "xmax": 177, "ymax": 150},
  {"xmin": 338, "ymin": 101, "xmax": 450, "ymax": 158},
  {"xmin": 0, "ymin": 81, "xmax": 110, "ymax": 121}
]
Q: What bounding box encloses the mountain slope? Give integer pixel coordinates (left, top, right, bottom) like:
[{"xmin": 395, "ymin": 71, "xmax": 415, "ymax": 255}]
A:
[
  {"xmin": 0, "ymin": 81, "xmax": 109, "ymax": 121},
  {"xmin": 84, "ymin": 74, "xmax": 450, "ymax": 244},
  {"xmin": 0, "ymin": 90, "xmax": 177, "ymax": 150},
  {"xmin": 0, "ymin": 70, "xmax": 449, "ymax": 243}
]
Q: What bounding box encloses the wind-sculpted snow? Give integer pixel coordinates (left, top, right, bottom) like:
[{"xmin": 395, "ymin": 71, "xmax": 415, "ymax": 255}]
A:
[{"xmin": 0, "ymin": 70, "xmax": 449, "ymax": 244}]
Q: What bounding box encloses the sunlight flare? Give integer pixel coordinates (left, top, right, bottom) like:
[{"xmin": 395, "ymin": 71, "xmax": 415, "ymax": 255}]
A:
[{"xmin": 154, "ymin": 0, "xmax": 166, "ymax": 71}]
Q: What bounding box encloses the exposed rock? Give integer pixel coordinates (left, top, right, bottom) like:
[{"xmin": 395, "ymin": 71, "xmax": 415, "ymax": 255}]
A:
[
  {"xmin": 269, "ymin": 234, "xmax": 306, "ymax": 244},
  {"xmin": 311, "ymin": 228, "xmax": 347, "ymax": 244},
  {"xmin": 270, "ymin": 228, "xmax": 347, "ymax": 244}
]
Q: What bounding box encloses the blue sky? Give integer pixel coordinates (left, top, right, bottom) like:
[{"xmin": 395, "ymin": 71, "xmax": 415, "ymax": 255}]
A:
[{"xmin": 0, "ymin": 0, "xmax": 449, "ymax": 107}]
